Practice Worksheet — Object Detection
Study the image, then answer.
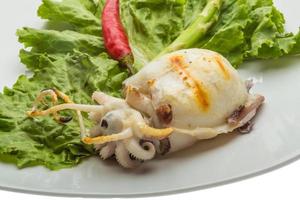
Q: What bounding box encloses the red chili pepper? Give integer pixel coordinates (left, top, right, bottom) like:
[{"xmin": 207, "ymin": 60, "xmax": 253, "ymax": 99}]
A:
[{"xmin": 102, "ymin": 0, "xmax": 134, "ymax": 73}]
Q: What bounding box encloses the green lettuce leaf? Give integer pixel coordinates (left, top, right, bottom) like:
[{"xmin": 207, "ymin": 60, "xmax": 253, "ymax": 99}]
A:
[
  {"xmin": 0, "ymin": 0, "xmax": 130, "ymax": 170},
  {"xmin": 17, "ymin": 28, "xmax": 104, "ymax": 55},
  {"xmin": 290, "ymin": 29, "xmax": 300, "ymax": 55},
  {"xmin": 38, "ymin": 0, "xmax": 101, "ymax": 35},
  {"xmin": 121, "ymin": 0, "xmax": 300, "ymax": 68},
  {"xmin": 0, "ymin": 50, "xmax": 127, "ymax": 170},
  {"xmin": 120, "ymin": 0, "xmax": 186, "ymax": 69}
]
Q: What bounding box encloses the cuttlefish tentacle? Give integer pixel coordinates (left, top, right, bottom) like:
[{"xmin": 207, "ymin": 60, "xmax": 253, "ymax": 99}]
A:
[
  {"xmin": 27, "ymin": 89, "xmax": 95, "ymax": 137},
  {"xmin": 54, "ymin": 89, "xmax": 87, "ymax": 137},
  {"xmin": 92, "ymin": 91, "xmax": 125, "ymax": 105},
  {"xmin": 94, "ymin": 144, "xmax": 105, "ymax": 151},
  {"xmin": 115, "ymin": 142, "xmax": 140, "ymax": 168},
  {"xmin": 125, "ymin": 87, "xmax": 154, "ymax": 114},
  {"xmin": 31, "ymin": 89, "xmax": 59, "ymax": 119},
  {"xmin": 123, "ymin": 138, "xmax": 156, "ymax": 160},
  {"xmin": 138, "ymin": 123, "xmax": 174, "ymax": 140},
  {"xmin": 82, "ymin": 128, "xmax": 133, "ymax": 145},
  {"xmin": 227, "ymin": 94, "xmax": 265, "ymax": 126},
  {"xmin": 28, "ymin": 104, "xmax": 104, "ymax": 117},
  {"xmin": 99, "ymin": 142, "xmax": 116, "ymax": 160}
]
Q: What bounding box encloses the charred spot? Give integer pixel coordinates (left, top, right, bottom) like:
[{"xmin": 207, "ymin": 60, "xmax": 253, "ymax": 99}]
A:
[
  {"xmin": 100, "ymin": 119, "xmax": 108, "ymax": 128},
  {"xmin": 170, "ymin": 55, "xmax": 186, "ymax": 68},
  {"xmin": 59, "ymin": 115, "xmax": 73, "ymax": 123},
  {"xmin": 147, "ymin": 79, "xmax": 156, "ymax": 87},
  {"xmin": 227, "ymin": 105, "xmax": 245, "ymax": 125},
  {"xmin": 159, "ymin": 138, "xmax": 171, "ymax": 155},
  {"xmin": 156, "ymin": 104, "xmax": 173, "ymax": 125}
]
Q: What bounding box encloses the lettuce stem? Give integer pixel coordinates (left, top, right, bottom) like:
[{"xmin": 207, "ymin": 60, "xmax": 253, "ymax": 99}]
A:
[{"xmin": 158, "ymin": 0, "xmax": 223, "ymax": 56}]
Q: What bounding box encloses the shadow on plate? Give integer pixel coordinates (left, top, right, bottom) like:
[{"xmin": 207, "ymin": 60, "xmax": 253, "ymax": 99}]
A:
[{"xmin": 159, "ymin": 132, "xmax": 239, "ymax": 162}]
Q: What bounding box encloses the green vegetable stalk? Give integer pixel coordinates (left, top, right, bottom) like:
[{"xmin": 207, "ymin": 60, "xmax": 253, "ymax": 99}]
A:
[{"xmin": 158, "ymin": 0, "xmax": 222, "ymax": 56}]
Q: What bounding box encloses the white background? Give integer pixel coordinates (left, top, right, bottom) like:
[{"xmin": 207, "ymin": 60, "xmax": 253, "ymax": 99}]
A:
[{"xmin": 1, "ymin": 159, "xmax": 299, "ymax": 199}]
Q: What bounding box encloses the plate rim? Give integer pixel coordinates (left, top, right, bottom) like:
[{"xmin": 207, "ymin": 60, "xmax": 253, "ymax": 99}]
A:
[{"xmin": 0, "ymin": 150, "xmax": 299, "ymax": 198}]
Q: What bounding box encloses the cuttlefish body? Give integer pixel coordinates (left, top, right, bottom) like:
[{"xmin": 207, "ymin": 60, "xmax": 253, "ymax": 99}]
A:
[{"xmin": 28, "ymin": 49, "xmax": 264, "ymax": 168}]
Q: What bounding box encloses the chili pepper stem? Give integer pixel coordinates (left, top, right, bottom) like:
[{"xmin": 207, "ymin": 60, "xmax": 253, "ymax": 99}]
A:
[{"xmin": 120, "ymin": 54, "xmax": 135, "ymax": 74}]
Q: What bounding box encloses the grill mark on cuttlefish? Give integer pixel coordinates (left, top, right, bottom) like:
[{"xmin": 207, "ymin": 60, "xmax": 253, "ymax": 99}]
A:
[
  {"xmin": 169, "ymin": 55, "xmax": 210, "ymax": 111},
  {"xmin": 214, "ymin": 55, "xmax": 230, "ymax": 80},
  {"xmin": 147, "ymin": 79, "xmax": 156, "ymax": 87}
]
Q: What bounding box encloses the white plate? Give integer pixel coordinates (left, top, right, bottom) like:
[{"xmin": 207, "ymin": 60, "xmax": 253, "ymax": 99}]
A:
[{"xmin": 0, "ymin": 0, "xmax": 299, "ymax": 198}]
